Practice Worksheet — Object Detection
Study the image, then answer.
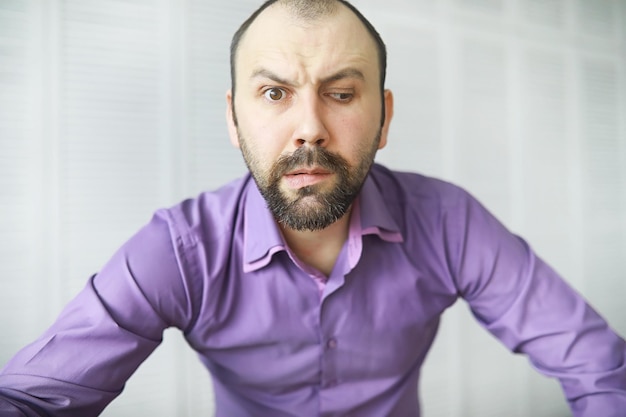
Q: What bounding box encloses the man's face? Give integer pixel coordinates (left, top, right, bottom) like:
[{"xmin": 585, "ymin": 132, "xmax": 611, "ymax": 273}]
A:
[{"xmin": 226, "ymin": 3, "xmax": 393, "ymax": 231}]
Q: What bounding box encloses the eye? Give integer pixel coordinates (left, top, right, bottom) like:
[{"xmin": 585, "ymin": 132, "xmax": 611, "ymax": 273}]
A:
[
  {"xmin": 264, "ymin": 87, "xmax": 286, "ymax": 101},
  {"xmin": 328, "ymin": 92, "xmax": 354, "ymax": 102}
]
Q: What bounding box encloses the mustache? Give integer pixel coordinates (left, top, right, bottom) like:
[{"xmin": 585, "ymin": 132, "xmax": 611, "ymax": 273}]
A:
[{"xmin": 270, "ymin": 147, "xmax": 349, "ymax": 181}]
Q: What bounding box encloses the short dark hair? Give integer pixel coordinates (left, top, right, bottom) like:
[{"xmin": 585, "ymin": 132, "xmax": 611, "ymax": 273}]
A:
[{"xmin": 229, "ymin": 0, "xmax": 387, "ymax": 125}]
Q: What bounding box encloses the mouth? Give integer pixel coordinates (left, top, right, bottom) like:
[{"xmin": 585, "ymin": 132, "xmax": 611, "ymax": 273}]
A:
[
  {"xmin": 285, "ymin": 166, "xmax": 332, "ymax": 176},
  {"xmin": 283, "ymin": 166, "xmax": 334, "ymax": 189}
]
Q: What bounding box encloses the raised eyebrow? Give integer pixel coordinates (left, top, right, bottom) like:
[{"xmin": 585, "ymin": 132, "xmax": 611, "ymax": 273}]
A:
[{"xmin": 321, "ymin": 68, "xmax": 365, "ymax": 84}]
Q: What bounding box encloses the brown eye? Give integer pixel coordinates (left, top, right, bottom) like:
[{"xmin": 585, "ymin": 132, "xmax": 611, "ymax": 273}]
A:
[
  {"xmin": 328, "ymin": 92, "xmax": 353, "ymax": 102},
  {"xmin": 264, "ymin": 88, "xmax": 284, "ymax": 101}
]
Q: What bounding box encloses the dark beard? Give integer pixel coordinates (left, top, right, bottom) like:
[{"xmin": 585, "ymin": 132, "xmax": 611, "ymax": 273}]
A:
[
  {"xmin": 263, "ymin": 146, "xmax": 358, "ymax": 231},
  {"xmin": 240, "ymin": 137, "xmax": 379, "ymax": 231}
]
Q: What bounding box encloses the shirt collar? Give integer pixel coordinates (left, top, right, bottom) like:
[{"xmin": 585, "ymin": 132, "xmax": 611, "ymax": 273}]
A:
[
  {"xmin": 242, "ymin": 177, "xmax": 286, "ymax": 273},
  {"xmin": 358, "ymin": 174, "xmax": 404, "ymax": 242},
  {"xmin": 242, "ymin": 173, "xmax": 403, "ymax": 273}
]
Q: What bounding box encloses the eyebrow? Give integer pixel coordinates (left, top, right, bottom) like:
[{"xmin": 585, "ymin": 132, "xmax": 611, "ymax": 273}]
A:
[{"xmin": 250, "ymin": 67, "xmax": 365, "ymax": 87}]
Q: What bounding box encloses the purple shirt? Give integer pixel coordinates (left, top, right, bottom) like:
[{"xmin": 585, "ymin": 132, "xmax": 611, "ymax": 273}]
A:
[{"xmin": 1, "ymin": 164, "xmax": 625, "ymax": 416}]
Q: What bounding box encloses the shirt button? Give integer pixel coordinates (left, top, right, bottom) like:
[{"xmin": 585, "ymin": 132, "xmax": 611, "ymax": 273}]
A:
[{"xmin": 327, "ymin": 338, "xmax": 337, "ymax": 349}]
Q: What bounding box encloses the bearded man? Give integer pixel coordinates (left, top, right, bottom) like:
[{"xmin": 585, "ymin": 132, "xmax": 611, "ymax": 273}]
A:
[{"xmin": 1, "ymin": 1, "xmax": 625, "ymax": 416}]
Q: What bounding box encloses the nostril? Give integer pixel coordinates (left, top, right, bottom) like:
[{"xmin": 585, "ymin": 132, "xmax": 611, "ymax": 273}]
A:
[
  {"xmin": 315, "ymin": 138, "xmax": 325, "ymax": 146},
  {"xmin": 296, "ymin": 139, "xmax": 306, "ymax": 146}
]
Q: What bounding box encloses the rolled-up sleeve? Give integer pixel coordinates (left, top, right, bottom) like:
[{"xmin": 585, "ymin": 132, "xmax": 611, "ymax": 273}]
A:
[
  {"xmin": 449, "ymin": 189, "xmax": 626, "ymax": 416},
  {"xmin": 0, "ymin": 209, "xmax": 195, "ymax": 417}
]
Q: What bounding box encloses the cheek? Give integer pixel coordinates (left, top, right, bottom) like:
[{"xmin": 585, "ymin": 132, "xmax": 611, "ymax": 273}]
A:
[
  {"xmin": 333, "ymin": 113, "xmax": 378, "ymax": 150},
  {"xmin": 251, "ymin": 131, "xmax": 285, "ymax": 166},
  {"xmin": 238, "ymin": 126, "xmax": 284, "ymax": 172},
  {"xmin": 336, "ymin": 99, "xmax": 380, "ymax": 132}
]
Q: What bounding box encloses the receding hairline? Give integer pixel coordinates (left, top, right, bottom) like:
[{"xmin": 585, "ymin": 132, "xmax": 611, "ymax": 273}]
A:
[
  {"xmin": 277, "ymin": 0, "xmax": 341, "ymax": 20},
  {"xmin": 233, "ymin": 0, "xmax": 380, "ymax": 83},
  {"xmin": 237, "ymin": 0, "xmax": 348, "ymax": 55},
  {"xmin": 229, "ymin": 0, "xmax": 388, "ymax": 125}
]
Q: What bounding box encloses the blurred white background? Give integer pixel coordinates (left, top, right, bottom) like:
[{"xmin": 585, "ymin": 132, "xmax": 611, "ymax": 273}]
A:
[{"xmin": 0, "ymin": 0, "xmax": 625, "ymax": 416}]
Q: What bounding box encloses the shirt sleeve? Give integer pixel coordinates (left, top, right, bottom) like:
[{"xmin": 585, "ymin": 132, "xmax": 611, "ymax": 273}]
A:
[
  {"xmin": 447, "ymin": 188, "xmax": 626, "ymax": 417},
  {"xmin": 0, "ymin": 209, "xmax": 195, "ymax": 417}
]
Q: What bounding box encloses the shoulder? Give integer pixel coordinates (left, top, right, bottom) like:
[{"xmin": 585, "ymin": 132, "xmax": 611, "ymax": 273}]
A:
[
  {"xmin": 369, "ymin": 163, "xmax": 473, "ymax": 214},
  {"xmin": 157, "ymin": 175, "xmax": 253, "ymax": 247},
  {"xmin": 367, "ymin": 163, "xmax": 493, "ymax": 261},
  {"xmin": 121, "ymin": 175, "xmax": 252, "ymax": 330}
]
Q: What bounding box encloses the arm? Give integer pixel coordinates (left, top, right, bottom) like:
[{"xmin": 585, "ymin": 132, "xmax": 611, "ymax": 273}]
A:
[
  {"xmin": 447, "ymin": 189, "xmax": 626, "ymax": 417},
  {"xmin": 0, "ymin": 210, "xmax": 195, "ymax": 417}
]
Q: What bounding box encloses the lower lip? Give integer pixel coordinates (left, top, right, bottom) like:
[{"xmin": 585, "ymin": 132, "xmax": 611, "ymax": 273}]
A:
[{"xmin": 284, "ymin": 173, "xmax": 332, "ymax": 189}]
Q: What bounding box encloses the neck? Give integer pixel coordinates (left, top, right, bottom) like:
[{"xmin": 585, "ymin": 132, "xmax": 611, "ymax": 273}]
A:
[{"xmin": 279, "ymin": 207, "xmax": 353, "ymax": 276}]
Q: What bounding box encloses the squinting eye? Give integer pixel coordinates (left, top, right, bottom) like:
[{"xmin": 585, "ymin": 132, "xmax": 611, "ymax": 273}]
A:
[
  {"xmin": 264, "ymin": 88, "xmax": 284, "ymax": 101},
  {"xmin": 330, "ymin": 92, "xmax": 353, "ymax": 102}
]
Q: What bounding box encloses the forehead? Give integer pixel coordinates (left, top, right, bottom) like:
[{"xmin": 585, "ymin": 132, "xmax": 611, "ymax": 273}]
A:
[{"xmin": 236, "ymin": 3, "xmax": 379, "ymax": 82}]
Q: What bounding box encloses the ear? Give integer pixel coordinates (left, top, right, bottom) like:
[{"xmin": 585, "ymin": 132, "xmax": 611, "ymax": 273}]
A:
[
  {"xmin": 378, "ymin": 89, "xmax": 394, "ymax": 150},
  {"xmin": 226, "ymin": 89, "xmax": 240, "ymax": 148}
]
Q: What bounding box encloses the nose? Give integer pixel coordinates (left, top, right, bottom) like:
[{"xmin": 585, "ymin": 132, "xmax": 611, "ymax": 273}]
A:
[{"xmin": 292, "ymin": 93, "xmax": 329, "ymax": 148}]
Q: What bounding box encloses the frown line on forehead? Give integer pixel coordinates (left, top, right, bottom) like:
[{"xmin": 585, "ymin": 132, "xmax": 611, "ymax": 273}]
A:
[{"xmin": 250, "ymin": 67, "xmax": 366, "ymax": 87}]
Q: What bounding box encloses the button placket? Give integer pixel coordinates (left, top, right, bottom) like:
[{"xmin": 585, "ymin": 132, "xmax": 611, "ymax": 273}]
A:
[
  {"xmin": 320, "ymin": 334, "xmax": 339, "ymax": 389},
  {"xmin": 319, "ymin": 293, "xmax": 343, "ymax": 391}
]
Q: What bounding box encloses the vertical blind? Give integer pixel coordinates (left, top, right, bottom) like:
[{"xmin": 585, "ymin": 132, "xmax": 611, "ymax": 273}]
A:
[{"xmin": 0, "ymin": 0, "xmax": 624, "ymax": 416}]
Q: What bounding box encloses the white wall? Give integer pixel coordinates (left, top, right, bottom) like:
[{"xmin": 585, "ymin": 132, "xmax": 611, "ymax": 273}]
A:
[{"xmin": 0, "ymin": 0, "xmax": 624, "ymax": 416}]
